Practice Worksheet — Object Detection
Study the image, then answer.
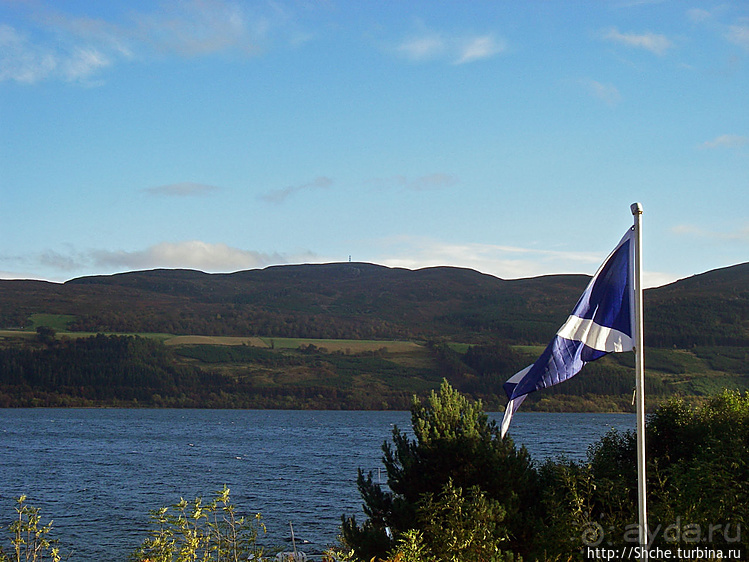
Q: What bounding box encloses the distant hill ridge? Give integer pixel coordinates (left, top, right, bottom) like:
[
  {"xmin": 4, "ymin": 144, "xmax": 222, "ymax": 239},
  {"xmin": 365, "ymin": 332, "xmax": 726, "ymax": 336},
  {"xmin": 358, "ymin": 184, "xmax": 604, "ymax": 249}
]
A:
[{"xmin": 2, "ymin": 261, "xmax": 748, "ymax": 347}]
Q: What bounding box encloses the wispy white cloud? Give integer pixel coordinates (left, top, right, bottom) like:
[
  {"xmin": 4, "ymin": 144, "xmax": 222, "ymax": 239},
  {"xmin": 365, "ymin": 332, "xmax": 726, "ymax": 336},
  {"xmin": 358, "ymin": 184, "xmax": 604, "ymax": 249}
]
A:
[
  {"xmin": 260, "ymin": 176, "xmax": 333, "ymax": 204},
  {"xmin": 726, "ymin": 21, "xmax": 749, "ymax": 51},
  {"xmin": 397, "ymin": 34, "xmax": 446, "ymax": 61},
  {"xmin": 602, "ymin": 27, "xmax": 673, "ymax": 55},
  {"xmin": 0, "ymin": 0, "xmax": 291, "ymax": 84},
  {"xmin": 672, "ymin": 224, "xmax": 749, "ymax": 242},
  {"xmin": 2, "ymin": 241, "xmax": 296, "ymax": 280},
  {"xmin": 144, "ymin": 182, "xmax": 221, "ymax": 197},
  {"xmin": 396, "ymin": 30, "xmax": 505, "ymax": 64},
  {"xmin": 700, "ymin": 134, "xmax": 749, "ymax": 149},
  {"xmin": 36, "ymin": 10, "xmax": 134, "ymax": 56},
  {"xmin": 1, "ymin": 248, "xmax": 82, "ymax": 279},
  {"xmin": 91, "ymin": 241, "xmax": 282, "ymax": 271},
  {"xmin": 686, "ymin": 8, "xmax": 749, "ymax": 51},
  {"xmin": 38, "ymin": 249, "xmax": 89, "ymax": 272},
  {"xmin": 60, "ymin": 46, "xmax": 111, "ymax": 80},
  {"xmin": 3, "ymin": 239, "xmax": 676, "ymax": 287},
  {"xmin": 642, "ymin": 271, "xmax": 682, "ymax": 288},
  {"xmin": 0, "ymin": 23, "xmax": 111, "ymax": 83},
  {"xmin": 455, "ymin": 35, "xmax": 505, "ymax": 64},
  {"xmin": 580, "ymin": 79, "xmax": 622, "ymax": 106},
  {"xmin": 375, "ymin": 235, "xmax": 673, "ymax": 287},
  {"xmin": 132, "ymin": 0, "xmax": 261, "ymax": 57},
  {"xmin": 0, "ymin": 24, "xmax": 51, "ymax": 83},
  {"xmin": 687, "ymin": 8, "xmax": 713, "ymax": 24},
  {"xmin": 375, "ymin": 235, "xmax": 602, "ymax": 279}
]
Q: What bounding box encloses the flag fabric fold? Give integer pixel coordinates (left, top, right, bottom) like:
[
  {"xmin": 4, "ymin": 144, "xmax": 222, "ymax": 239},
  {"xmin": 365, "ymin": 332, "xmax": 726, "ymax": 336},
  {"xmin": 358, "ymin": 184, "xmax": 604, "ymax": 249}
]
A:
[{"xmin": 501, "ymin": 228, "xmax": 635, "ymax": 437}]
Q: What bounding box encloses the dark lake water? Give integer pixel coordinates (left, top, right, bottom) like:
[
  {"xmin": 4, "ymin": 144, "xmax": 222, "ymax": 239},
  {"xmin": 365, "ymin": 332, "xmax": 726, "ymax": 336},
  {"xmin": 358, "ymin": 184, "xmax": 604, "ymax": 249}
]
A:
[{"xmin": 0, "ymin": 409, "xmax": 634, "ymax": 561}]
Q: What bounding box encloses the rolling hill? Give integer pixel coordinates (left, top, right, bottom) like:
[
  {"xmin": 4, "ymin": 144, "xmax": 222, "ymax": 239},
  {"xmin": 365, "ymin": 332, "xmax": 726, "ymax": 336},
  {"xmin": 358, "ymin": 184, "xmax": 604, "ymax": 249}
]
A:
[
  {"xmin": 0, "ymin": 262, "xmax": 747, "ymax": 410},
  {"xmin": 2, "ymin": 261, "xmax": 748, "ymax": 346}
]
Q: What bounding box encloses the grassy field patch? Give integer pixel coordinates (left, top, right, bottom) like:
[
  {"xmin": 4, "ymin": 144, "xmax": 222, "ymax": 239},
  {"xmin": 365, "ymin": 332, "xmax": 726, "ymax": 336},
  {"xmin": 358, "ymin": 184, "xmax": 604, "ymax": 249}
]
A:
[
  {"xmin": 259, "ymin": 337, "xmax": 423, "ymax": 353},
  {"xmin": 165, "ymin": 335, "xmax": 269, "ymax": 347},
  {"xmin": 0, "ymin": 330, "xmax": 37, "ymax": 341},
  {"xmin": 29, "ymin": 313, "xmax": 77, "ymax": 331}
]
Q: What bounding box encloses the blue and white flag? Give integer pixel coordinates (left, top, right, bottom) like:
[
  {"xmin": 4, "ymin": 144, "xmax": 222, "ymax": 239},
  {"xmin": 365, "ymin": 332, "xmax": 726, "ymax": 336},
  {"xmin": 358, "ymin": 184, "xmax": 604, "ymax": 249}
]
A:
[{"xmin": 501, "ymin": 228, "xmax": 635, "ymax": 437}]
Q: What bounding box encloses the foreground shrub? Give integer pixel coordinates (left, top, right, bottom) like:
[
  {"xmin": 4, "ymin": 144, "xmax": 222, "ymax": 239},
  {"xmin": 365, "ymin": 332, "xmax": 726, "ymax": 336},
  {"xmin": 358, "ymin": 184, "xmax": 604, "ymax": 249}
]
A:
[
  {"xmin": 645, "ymin": 391, "xmax": 748, "ymax": 550},
  {"xmin": 385, "ymin": 480, "xmax": 519, "ymax": 562},
  {"xmin": 131, "ymin": 485, "xmax": 267, "ymax": 562},
  {"xmin": 0, "ymin": 496, "xmax": 61, "ymax": 562},
  {"xmin": 538, "ymin": 390, "xmax": 749, "ymax": 559}
]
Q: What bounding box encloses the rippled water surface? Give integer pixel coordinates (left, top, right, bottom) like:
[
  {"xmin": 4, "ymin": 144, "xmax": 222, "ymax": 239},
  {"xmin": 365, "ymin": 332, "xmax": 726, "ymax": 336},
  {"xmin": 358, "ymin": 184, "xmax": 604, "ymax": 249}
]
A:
[{"xmin": 0, "ymin": 409, "xmax": 634, "ymax": 561}]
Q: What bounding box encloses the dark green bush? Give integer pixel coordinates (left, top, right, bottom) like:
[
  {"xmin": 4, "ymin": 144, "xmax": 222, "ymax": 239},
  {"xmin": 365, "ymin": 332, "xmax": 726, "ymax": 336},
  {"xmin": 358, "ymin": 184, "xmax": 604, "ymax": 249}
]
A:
[{"xmin": 341, "ymin": 380, "xmax": 538, "ymax": 561}]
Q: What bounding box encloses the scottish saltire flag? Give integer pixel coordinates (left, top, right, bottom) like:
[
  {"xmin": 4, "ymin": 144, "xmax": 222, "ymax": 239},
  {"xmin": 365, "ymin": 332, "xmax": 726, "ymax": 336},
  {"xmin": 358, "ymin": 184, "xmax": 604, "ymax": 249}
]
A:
[{"xmin": 501, "ymin": 228, "xmax": 635, "ymax": 437}]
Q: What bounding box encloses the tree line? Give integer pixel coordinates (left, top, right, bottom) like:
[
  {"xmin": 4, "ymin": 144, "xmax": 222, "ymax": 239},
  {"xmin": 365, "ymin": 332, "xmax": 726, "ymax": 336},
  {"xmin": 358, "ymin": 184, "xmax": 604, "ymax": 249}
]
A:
[
  {"xmin": 2, "ymin": 333, "xmax": 747, "ymax": 410},
  {"xmin": 0, "ymin": 334, "xmax": 432, "ymax": 409}
]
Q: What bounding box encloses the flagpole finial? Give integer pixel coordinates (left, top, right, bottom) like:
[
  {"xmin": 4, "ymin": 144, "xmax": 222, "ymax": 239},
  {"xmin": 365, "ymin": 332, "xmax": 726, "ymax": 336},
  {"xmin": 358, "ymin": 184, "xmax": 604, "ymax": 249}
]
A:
[{"xmin": 631, "ymin": 202, "xmax": 643, "ymax": 215}]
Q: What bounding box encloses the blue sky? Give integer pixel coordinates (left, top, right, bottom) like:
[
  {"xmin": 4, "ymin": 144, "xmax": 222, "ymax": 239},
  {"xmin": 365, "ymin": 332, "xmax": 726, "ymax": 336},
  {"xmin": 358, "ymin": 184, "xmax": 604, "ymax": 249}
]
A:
[{"xmin": 1, "ymin": 0, "xmax": 747, "ymax": 288}]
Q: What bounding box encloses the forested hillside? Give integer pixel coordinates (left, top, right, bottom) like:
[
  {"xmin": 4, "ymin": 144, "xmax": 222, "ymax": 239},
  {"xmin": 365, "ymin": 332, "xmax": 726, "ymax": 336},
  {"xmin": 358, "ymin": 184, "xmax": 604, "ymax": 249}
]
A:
[
  {"xmin": 0, "ymin": 261, "xmax": 747, "ymax": 410},
  {"xmin": 646, "ymin": 262, "xmax": 749, "ymax": 347},
  {"xmin": 2, "ymin": 261, "xmax": 747, "ymax": 346}
]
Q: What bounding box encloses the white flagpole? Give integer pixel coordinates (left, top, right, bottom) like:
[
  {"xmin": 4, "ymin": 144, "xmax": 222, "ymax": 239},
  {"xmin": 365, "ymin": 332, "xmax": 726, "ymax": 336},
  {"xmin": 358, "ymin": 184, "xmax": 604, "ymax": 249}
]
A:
[{"xmin": 630, "ymin": 202, "xmax": 648, "ymax": 555}]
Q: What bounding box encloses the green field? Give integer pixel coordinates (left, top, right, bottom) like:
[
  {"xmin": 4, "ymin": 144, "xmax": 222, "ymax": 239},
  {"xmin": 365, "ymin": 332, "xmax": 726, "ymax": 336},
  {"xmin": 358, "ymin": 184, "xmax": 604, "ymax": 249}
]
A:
[
  {"xmin": 28, "ymin": 313, "xmax": 77, "ymax": 331},
  {"xmin": 8, "ymin": 314, "xmax": 426, "ymax": 354},
  {"xmin": 256, "ymin": 337, "xmax": 424, "ymax": 353},
  {"xmin": 3, "ymin": 311, "xmax": 749, "ymax": 411}
]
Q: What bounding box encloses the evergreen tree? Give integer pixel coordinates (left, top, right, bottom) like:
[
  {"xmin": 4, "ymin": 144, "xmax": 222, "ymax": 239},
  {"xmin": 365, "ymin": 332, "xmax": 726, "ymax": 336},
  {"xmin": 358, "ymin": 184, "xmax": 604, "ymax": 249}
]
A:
[{"xmin": 341, "ymin": 380, "xmax": 538, "ymax": 561}]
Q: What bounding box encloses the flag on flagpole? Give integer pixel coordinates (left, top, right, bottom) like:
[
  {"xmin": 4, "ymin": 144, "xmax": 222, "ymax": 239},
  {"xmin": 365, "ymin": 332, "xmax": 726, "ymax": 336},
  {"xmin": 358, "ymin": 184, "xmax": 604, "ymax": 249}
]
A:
[{"xmin": 501, "ymin": 228, "xmax": 635, "ymax": 437}]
